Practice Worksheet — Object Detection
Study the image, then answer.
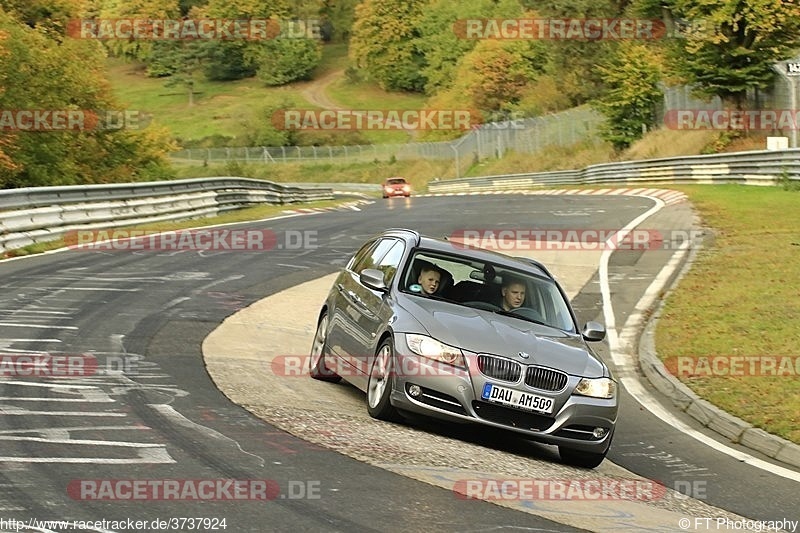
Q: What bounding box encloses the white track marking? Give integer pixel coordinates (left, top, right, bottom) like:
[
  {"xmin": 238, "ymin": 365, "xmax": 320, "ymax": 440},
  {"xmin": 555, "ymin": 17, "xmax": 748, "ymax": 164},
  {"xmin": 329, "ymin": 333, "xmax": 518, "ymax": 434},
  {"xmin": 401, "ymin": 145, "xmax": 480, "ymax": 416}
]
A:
[
  {"xmin": 0, "ymin": 323, "xmax": 77, "ymax": 329},
  {"xmin": 598, "ymin": 194, "xmax": 800, "ymax": 482}
]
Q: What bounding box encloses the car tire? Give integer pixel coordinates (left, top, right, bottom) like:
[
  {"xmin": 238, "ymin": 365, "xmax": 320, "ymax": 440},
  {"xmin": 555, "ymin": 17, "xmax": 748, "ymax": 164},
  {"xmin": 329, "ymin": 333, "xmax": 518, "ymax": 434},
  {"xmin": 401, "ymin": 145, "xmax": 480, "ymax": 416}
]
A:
[
  {"xmin": 367, "ymin": 339, "xmax": 400, "ymax": 421},
  {"xmin": 309, "ymin": 312, "xmax": 341, "ymax": 383},
  {"xmin": 558, "ymin": 446, "xmax": 608, "ymax": 469}
]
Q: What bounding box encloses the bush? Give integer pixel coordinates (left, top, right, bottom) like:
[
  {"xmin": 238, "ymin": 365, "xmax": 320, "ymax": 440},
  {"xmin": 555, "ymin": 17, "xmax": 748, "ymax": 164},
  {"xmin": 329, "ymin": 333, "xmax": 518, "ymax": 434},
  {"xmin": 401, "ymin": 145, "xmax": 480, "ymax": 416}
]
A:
[
  {"xmin": 203, "ymin": 42, "xmax": 256, "ymax": 81},
  {"xmin": 254, "ymin": 39, "xmax": 322, "ymax": 86}
]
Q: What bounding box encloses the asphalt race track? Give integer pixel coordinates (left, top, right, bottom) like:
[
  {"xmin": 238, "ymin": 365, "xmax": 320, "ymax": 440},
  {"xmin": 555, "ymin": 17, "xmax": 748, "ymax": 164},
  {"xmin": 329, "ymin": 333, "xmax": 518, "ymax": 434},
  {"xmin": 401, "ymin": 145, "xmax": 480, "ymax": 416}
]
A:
[{"xmin": 0, "ymin": 193, "xmax": 797, "ymax": 532}]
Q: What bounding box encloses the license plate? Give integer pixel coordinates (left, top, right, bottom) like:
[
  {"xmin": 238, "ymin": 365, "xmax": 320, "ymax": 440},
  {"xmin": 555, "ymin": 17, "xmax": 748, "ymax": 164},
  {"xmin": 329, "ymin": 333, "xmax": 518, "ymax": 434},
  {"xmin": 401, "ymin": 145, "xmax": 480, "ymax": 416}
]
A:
[{"xmin": 481, "ymin": 383, "xmax": 554, "ymax": 414}]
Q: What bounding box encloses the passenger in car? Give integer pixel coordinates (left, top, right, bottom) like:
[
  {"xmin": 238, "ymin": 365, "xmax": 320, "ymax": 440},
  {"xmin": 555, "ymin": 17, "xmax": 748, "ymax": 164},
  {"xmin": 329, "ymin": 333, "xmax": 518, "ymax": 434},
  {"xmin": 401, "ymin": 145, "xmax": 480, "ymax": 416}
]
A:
[
  {"xmin": 417, "ymin": 265, "xmax": 442, "ymax": 296},
  {"xmin": 501, "ymin": 277, "xmax": 526, "ymax": 311}
]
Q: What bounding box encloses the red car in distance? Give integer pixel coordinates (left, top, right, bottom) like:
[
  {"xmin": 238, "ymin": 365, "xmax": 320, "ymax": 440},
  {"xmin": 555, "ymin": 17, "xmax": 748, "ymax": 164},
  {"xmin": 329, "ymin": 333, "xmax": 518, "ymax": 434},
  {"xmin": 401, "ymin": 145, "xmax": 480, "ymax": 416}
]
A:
[{"xmin": 382, "ymin": 177, "xmax": 411, "ymax": 198}]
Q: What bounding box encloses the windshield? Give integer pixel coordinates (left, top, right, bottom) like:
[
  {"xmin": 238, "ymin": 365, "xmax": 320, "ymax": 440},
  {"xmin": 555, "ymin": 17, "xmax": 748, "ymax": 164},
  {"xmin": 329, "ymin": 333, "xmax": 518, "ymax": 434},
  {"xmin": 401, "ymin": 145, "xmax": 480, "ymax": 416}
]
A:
[{"xmin": 400, "ymin": 250, "xmax": 577, "ymax": 333}]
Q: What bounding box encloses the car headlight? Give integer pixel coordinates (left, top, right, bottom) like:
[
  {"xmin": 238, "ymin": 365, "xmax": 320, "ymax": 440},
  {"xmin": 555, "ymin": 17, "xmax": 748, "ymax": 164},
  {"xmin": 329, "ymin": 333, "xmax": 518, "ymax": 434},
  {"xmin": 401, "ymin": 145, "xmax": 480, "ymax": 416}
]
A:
[
  {"xmin": 405, "ymin": 334, "xmax": 465, "ymax": 368},
  {"xmin": 574, "ymin": 377, "xmax": 616, "ymax": 399}
]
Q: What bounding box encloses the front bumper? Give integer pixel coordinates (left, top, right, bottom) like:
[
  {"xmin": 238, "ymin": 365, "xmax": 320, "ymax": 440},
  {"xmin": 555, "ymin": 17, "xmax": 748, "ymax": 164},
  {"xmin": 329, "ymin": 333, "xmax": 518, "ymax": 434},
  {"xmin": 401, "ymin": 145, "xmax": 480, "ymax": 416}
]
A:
[
  {"xmin": 383, "ymin": 188, "xmax": 410, "ymax": 197},
  {"xmin": 388, "ymin": 341, "xmax": 617, "ymax": 454}
]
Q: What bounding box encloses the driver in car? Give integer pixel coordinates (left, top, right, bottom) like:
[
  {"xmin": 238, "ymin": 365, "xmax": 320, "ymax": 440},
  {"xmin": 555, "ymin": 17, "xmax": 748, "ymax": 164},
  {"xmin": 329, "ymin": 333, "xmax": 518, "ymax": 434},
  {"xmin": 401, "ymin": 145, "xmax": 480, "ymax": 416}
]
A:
[{"xmin": 501, "ymin": 277, "xmax": 526, "ymax": 311}]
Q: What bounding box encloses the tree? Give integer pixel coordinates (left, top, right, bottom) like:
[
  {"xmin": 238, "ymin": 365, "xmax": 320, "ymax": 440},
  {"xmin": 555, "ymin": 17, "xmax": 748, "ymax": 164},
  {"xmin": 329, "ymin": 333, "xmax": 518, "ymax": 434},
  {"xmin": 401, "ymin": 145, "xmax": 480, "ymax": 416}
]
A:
[
  {"xmin": 0, "ymin": 0, "xmax": 86, "ymax": 32},
  {"xmin": 179, "ymin": 0, "xmax": 207, "ymax": 16},
  {"xmin": 465, "ymin": 40, "xmax": 543, "ymax": 112},
  {"xmin": 251, "ymin": 38, "xmax": 322, "ymax": 86},
  {"xmin": 97, "ymin": 0, "xmax": 180, "ymax": 61},
  {"xmin": 159, "ymin": 41, "xmax": 206, "ymax": 105},
  {"xmin": 200, "ymin": 0, "xmax": 291, "ymax": 19},
  {"xmin": 349, "ymin": 0, "xmax": 428, "ymax": 92},
  {"xmin": 664, "ymin": 0, "xmax": 800, "ymax": 107},
  {"xmin": 319, "ymin": 0, "xmax": 359, "ymax": 42},
  {"xmin": 526, "ymin": 0, "xmax": 623, "ymax": 106},
  {"xmin": 202, "ymin": 41, "xmax": 256, "ymax": 81},
  {"xmin": 0, "ymin": 8, "xmax": 174, "ymax": 188},
  {"xmin": 594, "ymin": 42, "xmax": 663, "ymax": 150},
  {"xmin": 200, "ymin": 0, "xmax": 321, "ymax": 85},
  {"xmin": 415, "ymin": 0, "xmax": 524, "ymax": 95},
  {"xmin": 421, "ymin": 39, "xmax": 547, "ymax": 141},
  {"xmin": 0, "ymin": 27, "xmax": 18, "ymax": 175}
]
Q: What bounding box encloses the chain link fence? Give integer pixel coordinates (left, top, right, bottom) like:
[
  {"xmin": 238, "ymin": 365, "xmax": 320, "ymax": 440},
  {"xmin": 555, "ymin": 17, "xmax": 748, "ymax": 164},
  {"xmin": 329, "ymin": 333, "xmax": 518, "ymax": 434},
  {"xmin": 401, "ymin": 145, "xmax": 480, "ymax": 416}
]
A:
[
  {"xmin": 657, "ymin": 82, "xmax": 794, "ymax": 121},
  {"xmin": 171, "ymin": 107, "xmax": 604, "ymax": 178}
]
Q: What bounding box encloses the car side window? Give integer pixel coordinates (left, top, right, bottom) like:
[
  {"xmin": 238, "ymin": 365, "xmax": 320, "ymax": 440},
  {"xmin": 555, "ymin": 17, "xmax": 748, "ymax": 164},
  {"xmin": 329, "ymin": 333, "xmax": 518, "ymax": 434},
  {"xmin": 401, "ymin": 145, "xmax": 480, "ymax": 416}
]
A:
[
  {"xmin": 352, "ymin": 238, "xmax": 398, "ymax": 275},
  {"xmin": 375, "ymin": 240, "xmax": 405, "ymax": 285},
  {"xmin": 348, "ymin": 239, "xmax": 377, "ymax": 271}
]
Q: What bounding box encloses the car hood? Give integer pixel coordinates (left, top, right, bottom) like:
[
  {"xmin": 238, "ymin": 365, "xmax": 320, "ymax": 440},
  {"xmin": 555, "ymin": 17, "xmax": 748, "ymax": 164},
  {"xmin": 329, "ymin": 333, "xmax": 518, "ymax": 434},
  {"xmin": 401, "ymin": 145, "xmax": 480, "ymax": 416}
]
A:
[{"xmin": 396, "ymin": 295, "xmax": 606, "ymax": 378}]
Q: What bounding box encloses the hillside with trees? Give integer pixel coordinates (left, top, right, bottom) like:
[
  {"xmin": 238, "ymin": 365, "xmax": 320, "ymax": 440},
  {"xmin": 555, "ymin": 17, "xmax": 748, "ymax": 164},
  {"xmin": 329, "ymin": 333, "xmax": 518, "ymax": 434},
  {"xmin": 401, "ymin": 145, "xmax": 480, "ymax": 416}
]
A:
[
  {"xmin": 0, "ymin": 1, "xmax": 177, "ymax": 188},
  {"xmin": 1, "ymin": 0, "xmax": 799, "ymax": 187}
]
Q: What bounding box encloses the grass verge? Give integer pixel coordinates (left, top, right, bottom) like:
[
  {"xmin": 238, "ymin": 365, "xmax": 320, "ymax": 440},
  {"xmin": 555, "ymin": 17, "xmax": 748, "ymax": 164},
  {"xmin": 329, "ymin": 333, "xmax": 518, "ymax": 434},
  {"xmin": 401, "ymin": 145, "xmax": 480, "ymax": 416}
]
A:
[
  {"xmin": 656, "ymin": 185, "xmax": 800, "ymax": 443},
  {"xmin": 173, "ymin": 158, "xmax": 455, "ymax": 193}
]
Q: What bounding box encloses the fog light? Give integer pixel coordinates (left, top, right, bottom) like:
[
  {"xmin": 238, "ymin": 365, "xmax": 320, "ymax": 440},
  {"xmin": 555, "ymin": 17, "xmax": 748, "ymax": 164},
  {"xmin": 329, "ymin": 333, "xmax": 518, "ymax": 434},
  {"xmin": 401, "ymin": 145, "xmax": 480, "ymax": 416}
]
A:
[
  {"xmin": 408, "ymin": 384, "xmax": 422, "ymax": 398},
  {"xmin": 592, "ymin": 427, "xmax": 607, "ymax": 439}
]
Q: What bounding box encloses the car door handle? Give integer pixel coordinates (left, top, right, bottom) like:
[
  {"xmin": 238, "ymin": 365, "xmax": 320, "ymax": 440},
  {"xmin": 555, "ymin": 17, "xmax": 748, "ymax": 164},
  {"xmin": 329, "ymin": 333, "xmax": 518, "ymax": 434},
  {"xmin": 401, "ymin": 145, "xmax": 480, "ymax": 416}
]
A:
[
  {"xmin": 348, "ymin": 291, "xmax": 366, "ymax": 306},
  {"xmin": 337, "ymin": 284, "xmax": 364, "ymax": 305}
]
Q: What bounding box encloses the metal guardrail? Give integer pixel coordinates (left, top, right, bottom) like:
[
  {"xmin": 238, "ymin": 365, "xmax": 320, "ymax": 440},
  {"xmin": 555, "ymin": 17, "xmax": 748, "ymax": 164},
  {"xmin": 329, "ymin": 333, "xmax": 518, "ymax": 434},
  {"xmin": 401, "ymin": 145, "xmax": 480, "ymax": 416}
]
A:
[
  {"xmin": 0, "ymin": 177, "xmax": 333, "ymax": 254},
  {"xmin": 427, "ymin": 149, "xmax": 800, "ymax": 192}
]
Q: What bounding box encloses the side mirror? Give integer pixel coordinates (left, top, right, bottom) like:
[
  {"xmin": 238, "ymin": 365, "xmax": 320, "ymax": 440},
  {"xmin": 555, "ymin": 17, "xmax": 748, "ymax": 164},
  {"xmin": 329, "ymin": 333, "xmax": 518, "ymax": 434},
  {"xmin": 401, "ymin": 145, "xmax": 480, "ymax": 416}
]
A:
[
  {"xmin": 360, "ymin": 268, "xmax": 388, "ymax": 292},
  {"xmin": 582, "ymin": 321, "xmax": 606, "ymax": 342}
]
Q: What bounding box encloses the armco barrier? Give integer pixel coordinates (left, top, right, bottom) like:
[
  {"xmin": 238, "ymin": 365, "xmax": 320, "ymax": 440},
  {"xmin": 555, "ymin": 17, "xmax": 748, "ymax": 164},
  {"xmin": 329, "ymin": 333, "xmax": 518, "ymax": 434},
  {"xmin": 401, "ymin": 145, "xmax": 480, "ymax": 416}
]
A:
[
  {"xmin": 427, "ymin": 149, "xmax": 800, "ymax": 192},
  {"xmin": 0, "ymin": 177, "xmax": 333, "ymax": 254}
]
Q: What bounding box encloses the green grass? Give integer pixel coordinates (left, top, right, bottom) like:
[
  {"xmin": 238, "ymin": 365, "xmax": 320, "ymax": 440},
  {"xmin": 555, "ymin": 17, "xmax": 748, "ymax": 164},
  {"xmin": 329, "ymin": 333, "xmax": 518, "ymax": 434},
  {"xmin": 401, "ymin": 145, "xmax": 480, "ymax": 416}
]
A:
[
  {"xmin": 656, "ymin": 185, "xmax": 800, "ymax": 443},
  {"xmin": 107, "ymin": 58, "xmax": 304, "ymax": 143},
  {"xmin": 105, "ymin": 42, "xmax": 426, "ymax": 146},
  {"xmin": 325, "ymin": 68, "xmax": 430, "ymax": 145},
  {"xmin": 465, "ymin": 139, "xmax": 617, "ymax": 177},
  {"xmin": 313, "ymin": 43, "xmax": 350, "ymax": 75}
]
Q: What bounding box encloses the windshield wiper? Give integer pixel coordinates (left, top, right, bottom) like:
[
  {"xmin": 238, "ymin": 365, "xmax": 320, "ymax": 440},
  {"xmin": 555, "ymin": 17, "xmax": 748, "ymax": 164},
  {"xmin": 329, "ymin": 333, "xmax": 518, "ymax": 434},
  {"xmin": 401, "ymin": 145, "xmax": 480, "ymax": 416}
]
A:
[{"xmin": 493, "ymin": 309, "xmax": 550, "ymax": 328}]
